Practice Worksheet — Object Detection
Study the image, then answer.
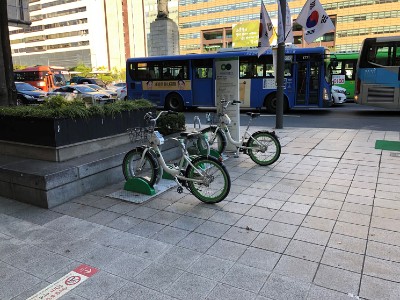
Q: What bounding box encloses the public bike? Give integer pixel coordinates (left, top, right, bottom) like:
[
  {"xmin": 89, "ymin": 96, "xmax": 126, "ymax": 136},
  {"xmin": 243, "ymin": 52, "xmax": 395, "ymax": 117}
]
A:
[
  {"xmin": 201, "ymin": 100, "xmax": 281, "ymax": 166},
  {"xmin": 122, "ymin": 111, "xmax": 231, "ymax": 204}
]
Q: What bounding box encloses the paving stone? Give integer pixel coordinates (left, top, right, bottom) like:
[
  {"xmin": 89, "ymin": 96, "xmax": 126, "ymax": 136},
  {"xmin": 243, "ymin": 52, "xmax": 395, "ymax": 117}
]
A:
[
  {"xmin": 263, "ymin": 221, "xmax": 298, "ymax": 238},
  {"xmin": 156, "ymin": 246, "xmax": 202, "ymax": 270},
  {"xmin": 184, "ymin": 205, "xmax": 218, "ymax": 221},
  {"xmin": 367, "ymin": 240, "xmax": 400, "ymax": 263},
  {"xmin": 306, "ymin": 284, "xmax": 355, "ymax": 300},
  {"xmin": 177, "ymin": 232, "xmax": 218, "ymax": 253},
  {"xmin": 106, "ymin": 215, "xmax": 143, "ymax": 231},
  {"xmin": 259, "ymin": 273, "xmax": 310, "ymax": 300},
  {"xmin": 272, "ymin": 211, "xmax": 305, "ymax": 225},
  {"xmin": 209, "ymin": 211, "xmax": 243, "ymax": 225},
  {"xmin": 187, "ymin": 254, "xmax": 234, "ymax": 280},
  {"xmin": 170, "ymin": 215, "xmax": 205, "ymax": 231},
  {"xmin": 237, "ymin": 247, "xmax": 280, "ymax": 271},
  {"xmin": 165, "ymin": 272, "xmax": 216, "ymax": 300},
  {"xmin": 294, "ymin": 227, "xmax": 331, "ymax": 246},
  {"xmin": 194, "ymin": 220, "xmax": 231, "ymax": 238},
  {"xmin": 363, "ymin": 256, "xmax": 400, "ymax": 282},
  {"xmin": 313, "ymin": 264, "xmax": 361, "ymax": 295},
  {"xmin": 128, "ymin": 220, "xmax": 166, "ymax": 238},
  {"xmin": 10, "ymin": 206, "xmax": 62, "ymax": 225},
  {"xmin": 206, "ymin": 283, "xmax": 257, "ymax": 300},
  {"xmin": 206, "ymin": 239, "xmax": 248, "ymax": 261},
  {"xmin": 273, "ymin": 255, "xmax": 318, "ymax": 282},
  {"xmin": 321, "ymin": 247, "xmax": 364, "ymax": 273},
  {"xmin": 85, "ymin": 210, "xmax": 122, "ymax": 225},
  {"xmin": 133, "ymin": 262, "xmax": 183, "ymax": 292},
  {"xmin": 328, "ymin": 233, "xmax": 367, "ymax": 254},
  {"xmin": 220, "ymin": 263, "xmax": 269, "ymax": 293},
  {"xmin": 152, "ymin": 226, "xmax": 190, "ymax": 245},
  {"xmin": 284, "ymin": 240, "xmax": 325, "ymax": 262},
  {"xmin": 221, "ymin": 226, "xmax": 259, "ymax": 245},
  {"xmin": 359, "ymin": 275, "xmax": 400, "ymax": 300},
  {"xmin": 108, "ymin": 282, "xmax": 175, "ymax": 300},
  {"xmin": 302, "ymin": 215, "xmax": 335, "ymax": 232},
  {"xmin": 251, "ymin": 233, "xmax": 291, "ymax": 253}
]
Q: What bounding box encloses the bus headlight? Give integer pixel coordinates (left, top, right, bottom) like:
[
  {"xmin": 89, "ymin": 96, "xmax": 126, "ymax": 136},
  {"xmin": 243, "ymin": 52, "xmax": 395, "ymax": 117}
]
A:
[
  {"xmin": 323, "ymin": 88, "xmax": 329, "ymax": 100},
  {"xmin": 354, "ymin": 95, "xmax": 358, "ymax": 103},
  {"xmin": 37, "ymin": 82, "xmax": 45, "ymax": 87}
]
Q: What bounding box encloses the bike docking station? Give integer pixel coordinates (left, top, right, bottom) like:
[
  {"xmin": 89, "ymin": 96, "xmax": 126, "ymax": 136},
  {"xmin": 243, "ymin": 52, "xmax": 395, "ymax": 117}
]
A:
[{"xmin": 109, "ymin": 173, "xmax": 178, "ymax": 204}]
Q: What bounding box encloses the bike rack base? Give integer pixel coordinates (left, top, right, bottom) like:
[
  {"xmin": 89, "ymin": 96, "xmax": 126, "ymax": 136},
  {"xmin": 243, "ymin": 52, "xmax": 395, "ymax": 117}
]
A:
[{"xmin": 124, "ymin": 177, "xmax": 156, "ymax": 195}]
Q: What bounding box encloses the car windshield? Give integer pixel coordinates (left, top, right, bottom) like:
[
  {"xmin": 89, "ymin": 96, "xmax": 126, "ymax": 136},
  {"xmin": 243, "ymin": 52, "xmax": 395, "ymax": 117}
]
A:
[
  {"xmin": 15, "ymin": 82, "xmax": 38, "ymax": 91},
  {"xmin": 87, "ymin": 84, "xmax": 103, "ymax": 90},
  {"xmin": 74, "ymin": 85, "xmax": 97, "ymax": 93}
]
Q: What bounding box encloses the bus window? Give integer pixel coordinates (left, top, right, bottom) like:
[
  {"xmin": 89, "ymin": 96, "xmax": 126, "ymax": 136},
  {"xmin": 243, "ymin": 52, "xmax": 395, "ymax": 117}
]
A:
[
  {"xmin": 162, "ymin": 61, "xmax": 189, "ymax": 80},
  {"xmin": 344, "ymin": 61, "xmax": 355, "ymax": 80},
  {"xmin": 192, "ymin": 59, "xmax": 213, "ymax": 79}
]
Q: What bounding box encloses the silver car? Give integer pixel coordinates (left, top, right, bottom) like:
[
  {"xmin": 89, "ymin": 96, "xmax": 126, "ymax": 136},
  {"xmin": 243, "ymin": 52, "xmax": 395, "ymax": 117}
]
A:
[
  {"xmin": 50, "ymin": 85, "xmax": 114, "ymax": 105},
  {"xmin": 85, "ymin": 84, "xmax": 118, "ymax": 101}
]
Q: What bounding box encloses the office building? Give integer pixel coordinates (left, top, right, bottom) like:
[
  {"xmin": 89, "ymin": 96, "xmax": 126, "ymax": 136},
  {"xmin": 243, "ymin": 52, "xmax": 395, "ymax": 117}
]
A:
[{"xmin": 179, "ymin": 0, "xmax": 400, "ymax": 54}]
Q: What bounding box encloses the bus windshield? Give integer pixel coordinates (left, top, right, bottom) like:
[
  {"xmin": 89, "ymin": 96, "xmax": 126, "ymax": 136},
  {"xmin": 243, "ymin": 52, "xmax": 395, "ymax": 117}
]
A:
[{"xmin": 126, "ymin": 47, "xmax": 333, "ymax": 113}]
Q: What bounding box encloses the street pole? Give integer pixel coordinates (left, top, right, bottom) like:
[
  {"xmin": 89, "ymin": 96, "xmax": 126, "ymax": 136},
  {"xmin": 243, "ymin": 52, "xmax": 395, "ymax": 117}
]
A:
[
  {"xmin": 275, "ymin": 0, "xmax": 286, "ymax": 129},
  {"xmin": 0, "ymin": 0, "xmax": 17, "ymax": 106}
]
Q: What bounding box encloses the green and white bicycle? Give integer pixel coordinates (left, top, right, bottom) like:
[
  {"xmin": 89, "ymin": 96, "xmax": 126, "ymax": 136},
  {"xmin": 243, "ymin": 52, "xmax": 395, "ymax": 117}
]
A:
[
  {"xmin": 201, "ymin": 100, "xmax": 281, "ymax": 166},
  {"xmin": 122, "ymin": 111, "xmax": 231, "ymax": 204}
]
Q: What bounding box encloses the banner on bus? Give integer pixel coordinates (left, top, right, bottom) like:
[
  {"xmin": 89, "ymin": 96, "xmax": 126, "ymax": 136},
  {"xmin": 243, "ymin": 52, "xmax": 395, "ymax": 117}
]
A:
[{"xmin": 141, "ymin": 80, "xmax": 191, "ymax": 91}]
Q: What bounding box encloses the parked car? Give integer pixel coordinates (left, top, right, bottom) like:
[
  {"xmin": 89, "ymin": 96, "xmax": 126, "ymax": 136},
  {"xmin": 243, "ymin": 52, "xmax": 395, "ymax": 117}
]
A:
[
  {"xmin": 84, "ymin": 84, "xmax": 118, "ymax": 101},
  {"xmin": 70, "ymin": 77, "xmax": 107, "ymax": 88},
  {"xmin": 50, "ymin": 85, "xmax": 114, "ymax": 105},
  {"xmin": 331, "ymin": 85, "xmax": 347, "ymax": 105},
  {"xmin": 107, "ymin": 82, "xmax": 126, "ymax": 91},
  {"xmin": 116, "ymin": 86, "xmax": 127, "ymax": 100},
  {"xmin": 15, "ymin": 81, "xmax": 47, "ymax": 105}
]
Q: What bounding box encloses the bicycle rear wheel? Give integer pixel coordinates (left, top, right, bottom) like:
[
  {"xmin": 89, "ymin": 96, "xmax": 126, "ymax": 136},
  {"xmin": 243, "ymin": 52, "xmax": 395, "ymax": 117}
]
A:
[
  {"xmin": 122, "ymin": 148, "xmax": 159, "ymax": 186},
  {"xmin": 185, "ymin": 156, "xmax": 231, "ymax": 203},
  {"xmin": 201, "ymin": 126, "xmax": 227, "ymax": 154},
  {"xmin": 247, "ymin": 131, "xmax": 281, "ymax": 166}
]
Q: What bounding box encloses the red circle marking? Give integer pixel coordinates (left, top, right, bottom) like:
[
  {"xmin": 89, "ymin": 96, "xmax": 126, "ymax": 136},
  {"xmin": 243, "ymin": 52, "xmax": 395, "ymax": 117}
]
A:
[{"xmin": 65, "ymin": 275, "xmax": 81, "ymax": 285}]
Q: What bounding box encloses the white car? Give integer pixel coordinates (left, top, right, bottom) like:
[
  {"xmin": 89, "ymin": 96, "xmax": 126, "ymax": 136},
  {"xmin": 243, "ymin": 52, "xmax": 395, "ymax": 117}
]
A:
[
  {"xmin": 331, "ymin": 85, "xmax": 347, "ymax": 104},
  {"xmin": 116, "ymin": 86, "xmax": 127, "ymax": 100},
  {"xmin": 107, "ymin": 82, "xmax": 126, "ymax": 91}
]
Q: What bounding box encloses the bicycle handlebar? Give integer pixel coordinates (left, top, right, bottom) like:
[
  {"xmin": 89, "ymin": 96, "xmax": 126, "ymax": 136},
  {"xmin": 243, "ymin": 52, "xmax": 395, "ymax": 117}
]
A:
[
  {"xmin": 220, "ymin": 99, "xmax": 241, "ymax": 109},
  {"xmin": 144, "ymin": 110, "xmax": 178, "ymax": 129}
]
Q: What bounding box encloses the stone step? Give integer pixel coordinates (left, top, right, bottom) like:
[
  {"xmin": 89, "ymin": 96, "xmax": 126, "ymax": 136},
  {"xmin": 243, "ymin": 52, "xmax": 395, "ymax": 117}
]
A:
[{"xmin": 0, "ymin": 137, "xmax": 182, "ymax": 208}]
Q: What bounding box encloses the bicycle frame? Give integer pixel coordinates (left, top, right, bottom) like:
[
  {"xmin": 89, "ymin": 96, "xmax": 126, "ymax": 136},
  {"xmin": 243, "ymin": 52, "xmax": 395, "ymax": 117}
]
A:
[{"xmin": 216, "ymin": 112, "xmax": 265, "ymax": 151}]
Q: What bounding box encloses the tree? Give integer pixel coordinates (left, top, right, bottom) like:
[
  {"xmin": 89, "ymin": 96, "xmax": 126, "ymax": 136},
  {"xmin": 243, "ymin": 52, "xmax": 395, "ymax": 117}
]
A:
[{"xmin": 0, "ymin": 0, "xmax": 17, "ymax": 106}]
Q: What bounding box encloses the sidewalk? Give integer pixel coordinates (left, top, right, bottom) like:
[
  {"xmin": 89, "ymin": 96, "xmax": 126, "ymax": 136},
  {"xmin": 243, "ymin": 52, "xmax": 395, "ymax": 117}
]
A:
[{"xmin": 1, "ymin": 127, "xmax": 400, "ymax": 300}]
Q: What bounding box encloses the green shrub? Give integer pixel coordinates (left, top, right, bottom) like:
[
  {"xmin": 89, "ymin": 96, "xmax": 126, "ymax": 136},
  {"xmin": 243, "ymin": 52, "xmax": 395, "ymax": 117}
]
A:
[
  {"xmin": 0, "ymin": 96, "xmax": 154, "ymax": 119},
  {"xmin": 0, "ymin": 96, "xmax": 186, "ymax": 135},
  {"xmin": 156, "ymin": 112, "xmax": 186, "ymax": 135}
]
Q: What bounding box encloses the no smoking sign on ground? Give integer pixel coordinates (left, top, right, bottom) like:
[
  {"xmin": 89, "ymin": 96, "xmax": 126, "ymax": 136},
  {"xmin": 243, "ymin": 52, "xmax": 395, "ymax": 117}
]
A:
[{"xmin": 27, "ymin": 264, "xmax": 98, "ymax": 300}]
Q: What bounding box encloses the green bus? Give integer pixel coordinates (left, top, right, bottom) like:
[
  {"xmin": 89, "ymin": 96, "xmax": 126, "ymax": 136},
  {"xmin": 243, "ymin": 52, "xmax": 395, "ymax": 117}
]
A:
[{"xmin": 331, "ymin": 51, "xmax": 359, "ymax": 100}]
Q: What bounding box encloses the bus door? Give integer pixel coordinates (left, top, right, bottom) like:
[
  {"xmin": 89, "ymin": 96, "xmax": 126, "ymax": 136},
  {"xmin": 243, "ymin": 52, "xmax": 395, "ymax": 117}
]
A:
[
  {"xmin": 295, "ymin": 59, "xmax": 319, "ymax": 106},
  {"xmin": 191, "ymin": 59, "xmax": 214, "ymax": 106}
]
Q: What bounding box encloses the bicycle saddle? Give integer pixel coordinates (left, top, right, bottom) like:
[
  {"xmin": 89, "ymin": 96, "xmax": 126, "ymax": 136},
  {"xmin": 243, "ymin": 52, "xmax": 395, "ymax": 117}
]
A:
[{"xmin": 246, "ymin": 112, "xmax": 261, "ymax": 118}]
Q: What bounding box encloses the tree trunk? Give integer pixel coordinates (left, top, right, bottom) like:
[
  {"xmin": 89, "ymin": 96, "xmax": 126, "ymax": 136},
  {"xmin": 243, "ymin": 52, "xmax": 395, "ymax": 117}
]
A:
[{"xmin": 0, "ymin": 1, "xmax": 17, "ymax": 106}]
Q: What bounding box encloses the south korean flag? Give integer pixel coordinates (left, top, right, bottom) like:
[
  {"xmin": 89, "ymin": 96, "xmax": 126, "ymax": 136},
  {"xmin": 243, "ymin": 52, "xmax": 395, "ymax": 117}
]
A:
[{"xmin": 296, "ymin": 0, "xmax": 335, "ymax": 44}]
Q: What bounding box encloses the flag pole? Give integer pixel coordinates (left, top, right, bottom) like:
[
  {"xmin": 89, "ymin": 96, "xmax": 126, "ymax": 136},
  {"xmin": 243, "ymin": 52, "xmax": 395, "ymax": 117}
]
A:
[{"xmin": 275, "ymin": 0, "xmax": 286, "ymax": 129}]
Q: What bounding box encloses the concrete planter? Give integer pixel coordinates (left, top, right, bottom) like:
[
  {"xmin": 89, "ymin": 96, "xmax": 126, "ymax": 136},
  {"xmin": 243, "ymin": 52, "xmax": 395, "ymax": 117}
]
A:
[{"xmin": 0, "ymin": 108, "xmax": 156, "ymax": 161}]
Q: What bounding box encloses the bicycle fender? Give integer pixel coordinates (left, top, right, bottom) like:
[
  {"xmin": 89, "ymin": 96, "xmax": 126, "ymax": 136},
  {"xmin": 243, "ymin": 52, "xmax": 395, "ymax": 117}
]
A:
[{"xmin": 252, "ymin": 130, "xmax": 279, "ymax": 139}]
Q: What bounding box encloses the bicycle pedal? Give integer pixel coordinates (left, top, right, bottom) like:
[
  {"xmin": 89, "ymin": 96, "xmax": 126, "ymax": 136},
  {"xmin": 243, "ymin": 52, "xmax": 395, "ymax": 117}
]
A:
[{"xmin": 177, "ymin": 186, "xmax": 183, "ymax": 193}]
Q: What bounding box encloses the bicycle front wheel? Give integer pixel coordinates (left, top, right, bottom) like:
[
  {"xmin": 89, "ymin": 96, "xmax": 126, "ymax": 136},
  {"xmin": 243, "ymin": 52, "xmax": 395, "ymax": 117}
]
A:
[
  {"xmin": 185, "ymin": 156, "xmax": 231, "ymax": 204},
  {"xmin": 201, "ymin": 126, "xmax": 227, "ymax": 154},
  {"xmin": 122, "ymin": 148, "xmax": 159, "ymax": 186},
  {"xmin": 247, "ymin": 131, "xmax": 281, "ymax": 166}
]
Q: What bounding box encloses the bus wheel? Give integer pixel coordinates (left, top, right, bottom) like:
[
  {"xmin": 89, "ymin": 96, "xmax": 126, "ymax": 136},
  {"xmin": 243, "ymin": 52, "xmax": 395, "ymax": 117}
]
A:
[
  {"xmin": 165, "ymin": 93, "xmax": 184, "ymax": 112},
  {"xmin": 265, "ymin": 94, "xmax": 288, "ymax": 114}
]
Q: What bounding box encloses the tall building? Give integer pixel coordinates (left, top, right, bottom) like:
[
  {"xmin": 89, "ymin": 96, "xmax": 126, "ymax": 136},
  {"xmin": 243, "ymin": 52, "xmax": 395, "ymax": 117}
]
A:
[
  {"xmin": 179, "ymin": 0, "xmax": 400, "ymax": 54},
  {"xmin": 8, "ymin": 0, "xmax": 135, "ymax": 70}
]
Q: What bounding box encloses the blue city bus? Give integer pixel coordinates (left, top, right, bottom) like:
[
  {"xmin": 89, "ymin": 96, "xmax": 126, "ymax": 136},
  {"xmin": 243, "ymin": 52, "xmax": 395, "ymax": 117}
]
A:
[
  {"xmin": 126, "ymin": 47, "xmax": 333, "ymax": 113},
  {"xmin": 355, "ymin": 36, "xmax": 400, "ymax": 109}
]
